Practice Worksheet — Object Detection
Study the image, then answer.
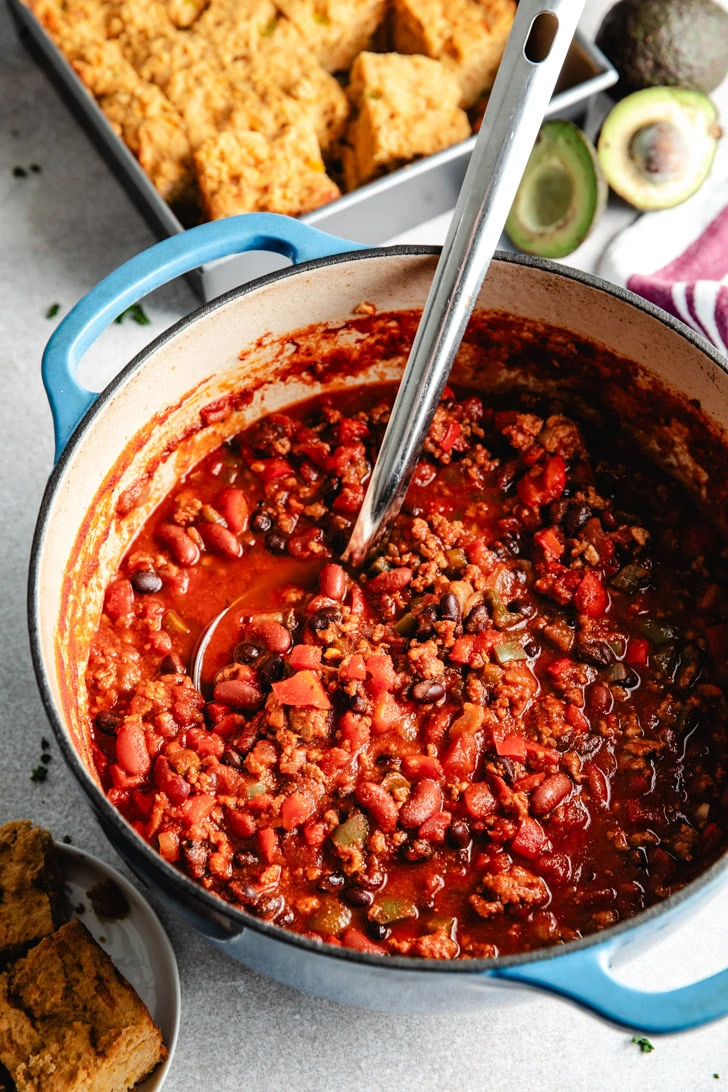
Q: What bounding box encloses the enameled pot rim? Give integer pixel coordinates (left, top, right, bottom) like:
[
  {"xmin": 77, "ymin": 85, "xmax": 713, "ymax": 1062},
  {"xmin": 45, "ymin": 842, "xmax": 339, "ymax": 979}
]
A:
[{"xmin": 28, "ymin": 245, "xmax": 728, "ymax": 975}]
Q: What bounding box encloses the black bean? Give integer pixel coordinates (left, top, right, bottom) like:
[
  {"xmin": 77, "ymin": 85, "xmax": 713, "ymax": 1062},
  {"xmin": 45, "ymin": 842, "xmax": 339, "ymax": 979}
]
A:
[
  {"xmin": 159, "ymin": 652, "xmax": 185, "ymax": 675},
  {"xmin": 564, "ymin": 502, "xmax": 592, "ymax": 537},
  {"xmin": 251, "ymin": 510, "xmax": 272, "ymax": 534},
  {"xmin": 233, "ymin": 852, "xmax": 257, "ymax": 869},
  {"xmin": 622, "ymin": 669, "xmax": 640, "ymax": 690},
  {"xmin": 416, "ymin": 606, "xmax": 438, "ymax": 640},
  {"xmin": 549, "ymin": 498, "xmax": 571, "ymax": 525},
  {"xmin": 575, "ymin": 640, "xmax": 614, "ymax": 667},
  {"xmin": 601, "ymin": 510, "xmax": 618, "ymax": 531},
  {"xmin": 265, "ymin": 532, "xmax": 288, "ymax": 554},
  {"xmin": 95, "ymin": 711, "xmax": 121, "ymax": 735},
  {"xmin": 439, "ymin": 592, "xmax": 461, "ymax": 623},
  {"xmin": 258, "ymin": 653, "xmax": 286, "ymax": 688},
  {"xmin": 500, "ymin": 532, "xmax": 521, "ymax": 557},
  {"xmin": 523, "ymin": 640, "xmax": 540, "ymax": 659},
  {"xmin": 130, "ymin": 569, "xmax": 163, "ymax": 594},
  {"xmin": 222, "ymin": 749, "xmax": 243, "ymax": 769},
  {"xmin": 348, "ymin": 692, "xmax": 368, "ymax": 714},
  {"xmin": 357, "ymin": 869, "xmax": 386, "ymax": 890},
  {"xmin": 344, "ymin": 884, "xmax": 374, "ymax": 908},
  {"xmin": 465, "ymin": 603, "xmax": 490, "ymax": 634},
  {"xmin": 367, "ymin": 919, "xmax": 389, "ymax": 942},
  {"xmin": 308, "ymin": 607, "xmax": 341, "ymax": 631},
  {"xmin": 447, "ymin": 820, "xmax": 471, "ymax": 848},
  {"xmin": 411, "ymin": 680, "xmax": 446, "ymax": 703},
  {"xmin": 317, "ymin": 873, "xmax": 346, "ymax": 894},
  {"xmin": 235, "ymin": 641, "xmax": 262, "ymax": 664},
  {"xmin": 257, "ymin": 894, "xmax": 285, "ymax": 921}
]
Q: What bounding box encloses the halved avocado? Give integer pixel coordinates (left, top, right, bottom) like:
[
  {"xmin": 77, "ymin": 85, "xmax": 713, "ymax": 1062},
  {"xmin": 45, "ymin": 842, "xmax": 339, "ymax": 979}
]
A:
[
  {"xmin": 505, "ymin": 120, "xmax": 606, "ymax": 259},
  {"xmin": 598, "ymin": 87, "xmax": 720, "ymax": 211}
]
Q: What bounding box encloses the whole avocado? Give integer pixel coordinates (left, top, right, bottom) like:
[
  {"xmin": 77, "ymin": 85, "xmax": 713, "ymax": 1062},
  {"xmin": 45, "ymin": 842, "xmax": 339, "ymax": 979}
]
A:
[{"xmin": 596, "ymin": 0, "xmax": 728, "ymax": 100}]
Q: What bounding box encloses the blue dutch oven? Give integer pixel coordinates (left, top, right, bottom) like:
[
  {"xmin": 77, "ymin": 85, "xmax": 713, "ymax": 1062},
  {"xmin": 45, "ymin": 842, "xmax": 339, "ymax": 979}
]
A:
[{"xmin": 29, "ymin": 213, "xmax": 728, "ymax": 1029}]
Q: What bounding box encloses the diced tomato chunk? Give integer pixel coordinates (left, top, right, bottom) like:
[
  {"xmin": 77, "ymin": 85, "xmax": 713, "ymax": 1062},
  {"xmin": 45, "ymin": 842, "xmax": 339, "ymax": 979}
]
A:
[
  {"xmin": 511, "ymin": 816, "xmax": 548, "ymax": 859},
  {"xmin": 495, "ymin": 734, "xmax": 527, "ymax": 761},
  {"xmin": 517, "ymin": 455, "xmax": 566, "ymax": 508},
  {"xmin": 289, "ymin": 644, "xmax": 322, "ymax": 670},
  {"xmin": 105, "ymin": 579, "xmax": 134, "ymax": 623},
  {"xmin": 463, "ymin": 782, "xmax": 497, "ymax": 818},
  {"xmin": 371, "ymin": 692, "xmax": 403, "ymax": 735},
  {"xmin": 341, "ymin": 927, "xmax": 386, "ymax": 955},
  {"xmin": 158, "ymin": 830, "xmax": 180, "ymax": 862},
  {"xmin": 440, "ymin": 421, "xmax": 461, "ymax": 452},
  {"xmin": 402, "ymin": 755, "xmax": 444, "ymax": 781},
  {"xmin": 340, "ymin": 653, "xmax": 366, "ymax": 681},
  {"xmin": 180, "ymin": 794, "xmax": 216, "ymax": 828},
  {"xmin": 706, "ymin": 624, "xmax": 728, "ymax": 661},
  {"xmin": 226, "ymin": 808, "xmax": 256, "ymax": 839},
  {"xmin": 365, "ymin": 653, "xmax": 397, "ymax": 694},
  {"xmin": 251, "ymin": 458, "xmax": 293, "ymax": 480},
  {"xmin": 625, "ymin": 637, "xmax": 649, "ymax": 667},
  {"xmin": 533, "ymin": 527, "xmax": 563, "ymax": 559},
  {"xmin": 303, "ymin": 820, "xmax": 327, "ymax": 847},
  {"xmin": 281, "ymin": 790, "xmax": 317, "ymax": 831},
  {"xmin": 442, "ymin": 733, "xmax": 479, "ymax": 781},
  {"xmin": 272, "ymin": 671, "xmax": 330, "ymax": 709},
  {"xmin": 339, "ymin": 711, "xmax": 370, "ymax": 752},
  {"xmin": 418, "ymin": 810, "xmax": 452, "ymax": 843},
  {"xmin": 258, "ymin": 827, "xmax": 279, "ymax": 864},
  {"xmin": 565, "ymin": 704, "xmax": 590, "ymax": 732},
  {"xmin": 574, "ymin": 571, "xmax": 609, "ymax": 618}
]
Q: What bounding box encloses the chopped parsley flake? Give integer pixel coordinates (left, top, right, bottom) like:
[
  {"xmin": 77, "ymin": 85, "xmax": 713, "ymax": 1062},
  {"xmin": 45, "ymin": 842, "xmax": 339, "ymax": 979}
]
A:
[
  {"xmin": 30, "ymin": 163, "xmax": 42, "ymax": 173},
  {"xmin": 114, "ymin": 303, "xmax": 151, "ymax": 326},
  {"xmin": 13, "ymin": 166, "xmax": 27, "ymax": 178},
  {"xmin": 30, "ymin": 765, "xmax": 48, "ymax": 782},
  {"xmin": 41, "ymin": 737, "xmax": 51, "ymax": 750},
  {"xmin": 41, "ymin": 753, "xmax": 52, "ymax": 765},
  {"xmin": 631, "ymin": 1036, "xmax": 655, "ymax": 1054},
  {"xmin": 45, "ymin": 303, "xmax": 60, "ymax": 319}
]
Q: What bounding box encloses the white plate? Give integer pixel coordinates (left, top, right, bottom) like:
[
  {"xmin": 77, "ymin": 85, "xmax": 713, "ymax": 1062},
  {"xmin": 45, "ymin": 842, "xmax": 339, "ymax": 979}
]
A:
[{"xmin": 57, "ymin": 843, "xmax": 180, "ymax": 1090}]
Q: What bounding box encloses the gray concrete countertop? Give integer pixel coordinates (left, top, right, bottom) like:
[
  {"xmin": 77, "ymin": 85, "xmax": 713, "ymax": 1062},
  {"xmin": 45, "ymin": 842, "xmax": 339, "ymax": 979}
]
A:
[{"xmin": 1, "ymin": 1, "xmax": 727, "ymax": 1088}]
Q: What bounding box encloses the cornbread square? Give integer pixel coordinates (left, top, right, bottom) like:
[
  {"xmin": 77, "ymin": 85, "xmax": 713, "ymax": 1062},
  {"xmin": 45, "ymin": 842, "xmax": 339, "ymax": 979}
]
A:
[
  {"xmin": 195, "ymin": 0, "xmax": 279, "ymax": 65},
  {"xmin": 342, "ymin": 51, "xmax": 470, "ymax": 190},
  {"xmin": 392, "ymin": 0, "xmax": 516, "ymax": 107},
  {"xmin": 195, "ymin": 121, "xmax": 341, "ymax": 218},
  {"xmin": 71, "ymin": 40, "xmax": 197, "ymax": 207},
  {"xmin": 227, "ymin": 18, "xmax": 350, "ymax": 150},
  {"xmin": 0, "ymin": 823, "xmax": 62, "ymax": 968},
  {"xmin": 0, "ymin": 920, "xmax": 166, "ymax": 1091},
  {"xmin": 276, "ymin": 0, "xmax": 388, "ymax": 72}
]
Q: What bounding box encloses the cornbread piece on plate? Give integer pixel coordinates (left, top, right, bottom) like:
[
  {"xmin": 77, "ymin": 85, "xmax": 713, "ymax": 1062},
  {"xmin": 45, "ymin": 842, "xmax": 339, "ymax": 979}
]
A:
[
  {"xmin": 276, "ymin": 0, "xmax": 388, "ymax": 72},
  {"xmin": 392, "ymin": 0, "xmax": 516, "ymax": 107},
  {"xmin": 195, "ymin": 121, "xmax": 341, "ymax": 218},
  {"xmin": 342, "ymin": 51, "xmax": 470, "ymax": 190},
  {"xmin": 0, "ymin": 920, "xmax": 166, "ymax": 1091},
  {"xmin": 0, "ymin": 822, "xmax": 62, "ymax": 967}
]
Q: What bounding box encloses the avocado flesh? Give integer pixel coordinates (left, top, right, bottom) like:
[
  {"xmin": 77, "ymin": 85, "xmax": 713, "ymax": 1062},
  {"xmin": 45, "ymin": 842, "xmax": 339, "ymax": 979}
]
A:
[
  {"xmin": 598, "ymin": 87, "xmax": 720, "ymax": 211},
  {"xmin": 506, "ymin": 121, "xmax": 606, "ymax": 259},
  {"xmin": 596, "ymin": 0, "xmax": 728, "ymax": 100}
]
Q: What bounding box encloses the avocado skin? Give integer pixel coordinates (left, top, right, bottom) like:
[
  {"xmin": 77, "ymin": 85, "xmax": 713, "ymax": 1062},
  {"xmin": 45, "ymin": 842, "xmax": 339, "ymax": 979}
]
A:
[{"xmin": 596, "ymin": 0, "xmax": 728, "ymax": 99}]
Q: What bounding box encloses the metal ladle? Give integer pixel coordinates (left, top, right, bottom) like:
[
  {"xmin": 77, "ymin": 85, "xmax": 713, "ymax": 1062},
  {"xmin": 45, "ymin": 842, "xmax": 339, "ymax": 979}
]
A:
[
  {"xmin": 191, "ymin": 0, "xmax": 583, "ymax": 688},
  {"xmin": 342, "ymin": 0, "xmax": 585, "ymax": 566}
]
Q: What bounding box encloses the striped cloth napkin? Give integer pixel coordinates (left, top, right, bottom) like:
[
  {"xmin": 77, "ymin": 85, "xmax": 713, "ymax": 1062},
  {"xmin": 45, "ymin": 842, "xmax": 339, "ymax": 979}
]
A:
[{"xmin": 598, "ymin": 172, "xmax": 728, "ymax": 355}]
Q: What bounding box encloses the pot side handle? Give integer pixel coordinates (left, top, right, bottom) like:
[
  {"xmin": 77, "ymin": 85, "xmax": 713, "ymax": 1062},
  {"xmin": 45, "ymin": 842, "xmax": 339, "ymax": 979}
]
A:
[
  {"xmin": 491, "ymin": 941, "xmax": 728, "ymax": 1033},
  {"xmin": 42, "ymin": 213, "xmax": 367, "ymax": 462}
]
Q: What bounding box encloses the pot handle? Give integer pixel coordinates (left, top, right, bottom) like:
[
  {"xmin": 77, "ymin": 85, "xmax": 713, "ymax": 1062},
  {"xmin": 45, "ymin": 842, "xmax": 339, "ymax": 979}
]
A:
[
  {"xmin": 42, "ymin": 213, "xmax": 367, "ymax": 461},
  {"xmin": 491, "ymin": 939, "xmax": 728, "ymax": 1033}
]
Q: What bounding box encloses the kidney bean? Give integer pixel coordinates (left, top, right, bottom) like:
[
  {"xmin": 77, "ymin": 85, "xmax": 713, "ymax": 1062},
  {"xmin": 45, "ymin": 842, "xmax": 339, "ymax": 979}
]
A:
[
  {"xmin": 368, "ymin": 567, "xmax": 412, "ymax": 594},
  {"xmin": 115, "ymin": 719, "xmax": 150, "ymax": 778},
  {"xmin": 153, "ymin": 755, "xmax": 191, "ymax": 805},
  {"xmin": 410, "ymin": 680, "xmax": 445, "ymax": 703},
  {"xmin": 130, "ymin": 569, "xmax": 163, "ymax": 594},
  {"xmin": 251, "ymin": 510, "xmax": 272, "ymax": 533},
  {"xmin": 585, "ymin": 762, "xmax": 611, "ymax": 807},
  {"xmin": 356, "ymin": 781, "xmax": 398, "ymax": 832},
  {"xmin": 217, "ymin": 487, "xmax": 249, "ymax": 534},
  {"xmin": 530, "ymin": 773, "xmax": 573, "ymax": 817},
  {"xmin": 95, "ymin": 711, "xmax": 121, "ymax": 735},
  {"xmin": 399, "ymin": 779, "xmax": 443, "ymax": 829},
  {"xmin": 213, "ymin": 679, "xmax": 264, "ymax": 710},
  {"xmin": 198, "ymin": 522, "xmax": 242, "ymax": 559},
  {"xmin": 246, "ymin": 620, "xmax": 291, "ymax": 653},
  {"xmin": 439, "ymin": 592, "xmax": 461, "ymax": 623},
  {"xmin": 587, "ymin": 682, "xmax": 613, "ymax": 716},
  {"xmin": 319, "ymin": 563, "xmax": 347, "ymax": 601},
  {"xmin": 156, "ymin": 523, "xmax": 200, "ymax": 567}
]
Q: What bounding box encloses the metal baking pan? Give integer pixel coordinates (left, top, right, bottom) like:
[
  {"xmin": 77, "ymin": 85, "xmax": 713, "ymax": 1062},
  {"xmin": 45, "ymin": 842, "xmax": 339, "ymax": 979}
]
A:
[{"xmin": 8, "ymin": 0, "xmax": 617, "ymax": 301}]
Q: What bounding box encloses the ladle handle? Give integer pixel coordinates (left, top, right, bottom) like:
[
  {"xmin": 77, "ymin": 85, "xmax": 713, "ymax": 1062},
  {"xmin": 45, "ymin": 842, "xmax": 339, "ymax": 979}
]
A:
[{"xmin": 343, "ymin": 0, "xmax": 585, "ymax": 565}]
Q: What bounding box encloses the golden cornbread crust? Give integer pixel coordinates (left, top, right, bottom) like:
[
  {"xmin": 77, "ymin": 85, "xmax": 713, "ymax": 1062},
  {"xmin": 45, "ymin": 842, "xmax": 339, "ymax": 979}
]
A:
[
  {"xmin": 0, "ymin": 920, "xmax": 166, "ymax": 1091},
  {"xmin": 0, "ymin": 822, "xmax": 62, "ymax": 968},
  {"xmin": 24, "ymin": 0, "xmax": 515, "ymax": 221},
  {"xmin": 342, "ymin": 51, "xmax": 470, "ymax": 191},
  {"xmin": 392, "ymin": 0, "xmax": 517, "ymax": 108}
]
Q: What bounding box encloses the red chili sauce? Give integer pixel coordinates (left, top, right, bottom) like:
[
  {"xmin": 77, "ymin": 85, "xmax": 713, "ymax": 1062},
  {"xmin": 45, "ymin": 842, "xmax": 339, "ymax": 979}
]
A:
[{"xmin": 87, "ymin": 382, "xmax": 728, "ymax": 959}]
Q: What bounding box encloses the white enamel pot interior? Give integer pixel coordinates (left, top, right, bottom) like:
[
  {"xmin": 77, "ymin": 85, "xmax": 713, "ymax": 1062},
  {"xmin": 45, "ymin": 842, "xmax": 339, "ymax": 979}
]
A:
[{"xmin": 31, "ymin": 243, "xmax": 728, "ymax": 1019}]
